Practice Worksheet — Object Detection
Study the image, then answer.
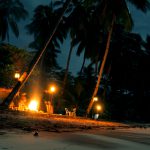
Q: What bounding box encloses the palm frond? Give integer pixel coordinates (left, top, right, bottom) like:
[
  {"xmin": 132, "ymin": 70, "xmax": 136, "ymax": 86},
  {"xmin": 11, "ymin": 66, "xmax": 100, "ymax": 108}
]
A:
[{"xmin": 128, "ymin": 0, "xmax": 150, "ymax": 13}]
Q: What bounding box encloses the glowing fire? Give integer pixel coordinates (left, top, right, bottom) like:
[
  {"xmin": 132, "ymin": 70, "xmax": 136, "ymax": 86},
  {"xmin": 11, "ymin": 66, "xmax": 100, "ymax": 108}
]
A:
[{"xmin": 28, "ymin": 100, "xmax": 38, "ymax": 111}]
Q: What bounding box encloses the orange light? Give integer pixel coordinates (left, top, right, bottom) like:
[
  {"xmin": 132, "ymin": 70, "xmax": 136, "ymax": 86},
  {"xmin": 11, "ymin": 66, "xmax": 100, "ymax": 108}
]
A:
[
  {"xmin": 49, "ymin": 86, "xmax": 56, "ymax": 93},
  {"xmin": 28, "ymin": 100, "xmax": 38, "ymax": 111},
  {"xmin": 96, "ymin": 105, "xmax": 102, "ymax": 111}
]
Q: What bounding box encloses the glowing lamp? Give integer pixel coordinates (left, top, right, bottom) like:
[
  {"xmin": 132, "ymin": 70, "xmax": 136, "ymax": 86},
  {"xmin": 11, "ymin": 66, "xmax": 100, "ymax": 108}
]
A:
[
  {"xmin": 96, "ymin": 105, "xmax": 102, "ymax": 111},
  {"xmin": 93, "ymin": 97, "xmax": 98, "ymax": 102},
  {"xmin": 49, "ymin": 86, "xmax": 56, "ymax": 93},
  {"xmin": 14, "ymin": 72, "xmax": 20, "ymax": 79}
]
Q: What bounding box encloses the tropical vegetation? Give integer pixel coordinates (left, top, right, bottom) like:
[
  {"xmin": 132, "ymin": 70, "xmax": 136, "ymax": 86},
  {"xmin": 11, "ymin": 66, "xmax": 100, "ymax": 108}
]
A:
[
  {"xmin": 0, "ymin": 0, "xmax": 28, "ymax": 41},
  {"xmin": 0, "ymin": 0, "xmax": 150, "ymax": 122}
]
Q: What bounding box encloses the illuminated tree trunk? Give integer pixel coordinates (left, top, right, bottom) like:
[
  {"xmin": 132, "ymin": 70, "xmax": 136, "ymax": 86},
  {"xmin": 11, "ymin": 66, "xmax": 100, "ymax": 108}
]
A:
[
  {"xmin": 1, "ymin": 0, "xmax": 71, "ymax": 108},
  {"xmin": 86, "ymin": 15, "xmax": 115, "ymax": 116}
]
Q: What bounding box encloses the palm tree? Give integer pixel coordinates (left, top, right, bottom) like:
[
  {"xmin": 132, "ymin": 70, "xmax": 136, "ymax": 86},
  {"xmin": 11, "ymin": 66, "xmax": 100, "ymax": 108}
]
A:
[
  {"xmin": 86, "ymin": 0, "xmax": 150, "ymax": 116},
  {"xmin": 0, "ymin": 0, "xmax": 28, "ymax": 41},
  {"xmin": 26, "ymin": 3, "xmax": 66, "ymax": 83},
  {"xmin": 62, "ymin": 3, "xmax": 90, "ymax": 93},
  {"xmin": 1, "ymin": 0, "xmax": 71, "ymax": 107},
  {"xmin": 62, "ymin": 1, "xmax": 104, "ymax": 92}
]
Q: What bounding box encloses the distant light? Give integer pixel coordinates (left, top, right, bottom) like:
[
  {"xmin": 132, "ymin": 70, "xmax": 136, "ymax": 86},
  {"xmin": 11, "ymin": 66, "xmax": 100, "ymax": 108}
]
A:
[
  {"xmin": 93, "ymin": 97, "xmax": 98, "ymax": 102},
  {"xmin": 28, "ymin": 100, "xmax": 38, "ymax": 111},
  {"xmin": 49, "ymin": 85, "xmax": 56, "ymax": 93},
  {"xmin": 14, "ymin": 72, "xmax": 20, "ymax": 79},
  {"xmin": 96, "ymin": 105, "xmax": 102, "ymax": 111}
]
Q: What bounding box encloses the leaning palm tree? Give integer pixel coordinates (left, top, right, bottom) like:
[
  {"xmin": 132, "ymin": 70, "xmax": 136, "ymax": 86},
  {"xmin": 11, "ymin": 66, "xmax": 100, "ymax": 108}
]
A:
[
  {"xmin": 1, "ymin": 0, "xmax": 71, "ymax": 107},
  {"xmin": 86, "ymin": 0, "xmax": 150, "ymax": 116},
  {"xmin": 0, "ymin": 0, "xmax": 28, "ymax": 41},
  {"xmin": 26, "ymin": 3, "xmax": 67, "ymax": 79}
]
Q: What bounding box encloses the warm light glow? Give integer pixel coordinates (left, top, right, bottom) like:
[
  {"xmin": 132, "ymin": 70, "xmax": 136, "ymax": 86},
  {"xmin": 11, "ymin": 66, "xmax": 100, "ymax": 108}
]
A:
[
  {"xmin": 49, "ymin": 86, "xmax": 56, "ymax": 93},
  {"xmin": 93, "ymin": 97, "xmax": 98, "ymax": 102},
  {"xmin": 96, "ymin": 105, "xmax": 102, "ymax": 111},
  {"xmin": 28, "ymin": 100, "xmax": 38, "ymax": 111},
  {"xmin": 14, "ymin": 72, "xmax": 20, "ymax": 79}
]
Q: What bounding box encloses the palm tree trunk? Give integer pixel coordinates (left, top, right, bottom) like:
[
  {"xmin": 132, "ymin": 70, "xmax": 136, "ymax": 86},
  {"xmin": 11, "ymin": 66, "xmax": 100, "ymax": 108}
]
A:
[
  {"xmin": 101, "ymin": 64, "xmax": 111, "ymax": 100},
  {"xmin": 1, "ymin": 0, "xmax": 71, "ymax": 108},
  {"xmin": 62, "ymin": 41, "xmax": 73, "ymax": 94},
  {"xmin": 86, "ymin": 14, "xmax": 116, "ymax": 116}
]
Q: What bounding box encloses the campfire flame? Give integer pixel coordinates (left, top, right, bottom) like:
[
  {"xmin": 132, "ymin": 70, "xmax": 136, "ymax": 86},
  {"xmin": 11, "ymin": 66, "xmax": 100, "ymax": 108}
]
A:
[{"xmin": 28, "ymin": 100, "xmax": 38, "ymax": 111}]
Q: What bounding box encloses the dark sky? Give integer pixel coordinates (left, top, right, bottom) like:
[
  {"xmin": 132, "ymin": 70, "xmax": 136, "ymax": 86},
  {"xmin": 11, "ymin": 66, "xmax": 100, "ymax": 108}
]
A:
[{"xmin": 8, "ymin": 0, "xmax": 150, "ymax": 75}]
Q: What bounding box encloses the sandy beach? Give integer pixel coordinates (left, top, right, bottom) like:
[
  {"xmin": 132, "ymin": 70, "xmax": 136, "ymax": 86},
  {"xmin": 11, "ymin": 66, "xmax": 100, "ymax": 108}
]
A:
[
  {"xmin": 0, "ymin": 110, "xmax": 133, "ymax": 132},
  {"xmin": 0, "ymin": 110, "xmax": 150, "ymax": 150},
  {"xmin": 0, "ymin": 127, "xmax": 150, "ymax": 150}
]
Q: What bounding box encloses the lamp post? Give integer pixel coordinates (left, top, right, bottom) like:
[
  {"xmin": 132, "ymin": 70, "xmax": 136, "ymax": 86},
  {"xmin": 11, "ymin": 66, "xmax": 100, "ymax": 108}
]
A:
[
  {"xmin": 96, "ymin": 105, "xmax": 102, "ymax": 113},
  {"xmin": 49, "ymin": 85, "xmax": 56, "ymax": 102},
  {"xmin": 94, "ymin": 104, "xmax": 102, "ymax": 120},
  {"xmin": 46, "ymin": 85, "xmax": 56, "ymax": 114},
  {"xmin": 14, "ymin": 72, "xmax": 20, "ymax": 80},
  {"xmin": 50, "ymin": 86, "xmax": 56, "ymax": 95}
]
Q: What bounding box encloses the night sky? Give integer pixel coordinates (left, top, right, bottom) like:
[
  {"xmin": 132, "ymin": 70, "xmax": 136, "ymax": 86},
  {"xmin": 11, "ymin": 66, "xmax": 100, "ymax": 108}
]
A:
[{"xmin": 8, "ymin": 0, "xmax": 150, "ymax": 75}]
